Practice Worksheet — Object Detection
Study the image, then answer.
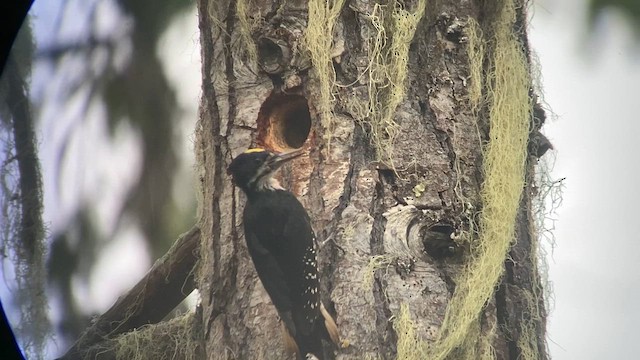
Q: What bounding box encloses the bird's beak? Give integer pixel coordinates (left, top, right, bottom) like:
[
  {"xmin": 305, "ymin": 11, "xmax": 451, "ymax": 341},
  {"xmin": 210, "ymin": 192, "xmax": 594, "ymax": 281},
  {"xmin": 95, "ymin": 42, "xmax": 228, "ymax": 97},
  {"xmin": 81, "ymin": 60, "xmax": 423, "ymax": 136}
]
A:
[{"xmin": 267, "ymin": 148, "xmax": 305, "ymax": 171}]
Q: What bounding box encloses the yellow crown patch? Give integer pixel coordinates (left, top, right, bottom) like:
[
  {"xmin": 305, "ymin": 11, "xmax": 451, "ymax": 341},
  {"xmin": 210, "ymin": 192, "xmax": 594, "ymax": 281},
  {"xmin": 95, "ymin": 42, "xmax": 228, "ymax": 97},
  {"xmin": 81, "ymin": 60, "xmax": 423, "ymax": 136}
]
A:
[{"xmin": 244, "ymin": 148, "xmax": 266, "ymax": 154}]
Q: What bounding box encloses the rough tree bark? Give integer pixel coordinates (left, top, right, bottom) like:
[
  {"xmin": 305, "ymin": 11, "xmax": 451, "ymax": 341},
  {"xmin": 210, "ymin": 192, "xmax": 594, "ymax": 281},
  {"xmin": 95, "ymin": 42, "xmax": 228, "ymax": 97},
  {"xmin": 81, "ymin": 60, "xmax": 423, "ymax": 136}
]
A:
[{"xmin": 195, "ymin": 0, "xmax": 548, "ymax": 360}]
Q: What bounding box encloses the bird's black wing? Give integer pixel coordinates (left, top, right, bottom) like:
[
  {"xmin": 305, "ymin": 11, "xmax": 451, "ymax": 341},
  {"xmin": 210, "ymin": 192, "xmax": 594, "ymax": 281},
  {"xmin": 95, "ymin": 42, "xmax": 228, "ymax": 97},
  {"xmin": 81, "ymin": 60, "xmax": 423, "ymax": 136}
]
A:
[
  {"xmin": 243, "ymin": 223, "xmax": 293, "ymax": 311},
  {"xmin": 279, "ymin": 199, "xmax": 327, "ymax": 358},
  {"xmin": 243, "ymin": 191, "xmax": 333, "ymax": 359},
  {"xmin": 281, "ymin": 208, "xmax": 322, "ymax": 334}
]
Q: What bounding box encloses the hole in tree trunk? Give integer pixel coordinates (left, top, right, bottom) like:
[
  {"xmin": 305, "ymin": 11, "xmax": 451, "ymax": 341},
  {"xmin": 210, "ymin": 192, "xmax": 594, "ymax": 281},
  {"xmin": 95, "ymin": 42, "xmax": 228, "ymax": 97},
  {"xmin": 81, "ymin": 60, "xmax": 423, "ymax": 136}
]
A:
[
  {"xmin": 256, "ymin": 93, "xmax": 311, "ymax": 151},
  {"xmin": 257, "ymin": 38, "xmax": 286, "ymax": 74},
  {"xmin": 258, "ymin": 38, "xmax": 282, "ymax": 64},
  {"xmin": 422, "ymin": 223, "xmax": 458, "ymax": 259}
]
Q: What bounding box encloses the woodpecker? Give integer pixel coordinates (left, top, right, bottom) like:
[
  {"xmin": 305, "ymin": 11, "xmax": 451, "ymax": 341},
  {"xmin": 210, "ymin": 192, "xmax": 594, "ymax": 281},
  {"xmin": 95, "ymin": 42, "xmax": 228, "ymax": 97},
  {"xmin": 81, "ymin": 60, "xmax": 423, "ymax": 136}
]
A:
[{"xmin": 228, "ymin": 148, "xmax": 341, "ymax": 360}]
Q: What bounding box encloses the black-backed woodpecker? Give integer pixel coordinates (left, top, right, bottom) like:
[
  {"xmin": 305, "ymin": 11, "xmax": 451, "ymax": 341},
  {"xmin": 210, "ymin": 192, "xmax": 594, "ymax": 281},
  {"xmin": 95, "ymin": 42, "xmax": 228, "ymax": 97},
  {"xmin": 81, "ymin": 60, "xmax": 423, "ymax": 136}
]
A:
[{"xmin": 228, "ymin": 148, "xmax": 341, "ymax": 360}]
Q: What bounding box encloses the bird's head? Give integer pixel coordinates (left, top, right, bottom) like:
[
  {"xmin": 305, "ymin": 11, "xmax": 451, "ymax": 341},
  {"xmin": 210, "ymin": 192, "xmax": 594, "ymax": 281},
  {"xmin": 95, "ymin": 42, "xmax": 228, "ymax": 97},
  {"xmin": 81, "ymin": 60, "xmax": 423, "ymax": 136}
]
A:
[{"xmin": 228, "ymin": 148, "xmax": 304, "ymax": 193}]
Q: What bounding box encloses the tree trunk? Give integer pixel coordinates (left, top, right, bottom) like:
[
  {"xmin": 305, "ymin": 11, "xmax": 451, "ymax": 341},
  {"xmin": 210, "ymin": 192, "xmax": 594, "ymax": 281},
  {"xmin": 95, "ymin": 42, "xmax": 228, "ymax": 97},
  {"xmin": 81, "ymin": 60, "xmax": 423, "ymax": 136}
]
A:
[{"xmin": 195, "ymin": 0, "xmax": 548, "ymax": 359}]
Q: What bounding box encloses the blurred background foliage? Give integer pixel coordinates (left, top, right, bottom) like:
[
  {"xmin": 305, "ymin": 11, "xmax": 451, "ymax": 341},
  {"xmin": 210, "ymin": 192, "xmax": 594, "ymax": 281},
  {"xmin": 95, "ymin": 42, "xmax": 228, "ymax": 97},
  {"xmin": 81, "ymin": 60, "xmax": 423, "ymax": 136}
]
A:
[
  {"xmin": 0, "ymin": 0, "xmax": 639, "ymax": 358},
  {"xmin": 36, "ymin": 0, "xmax": 198, "ymax": 352},
  {"xmin": 0, "ymin": 0, "xmax": 198, "ymax": 356},
  {"xmin": 589, "ymin": 0, "xmax": 640, "ymax": 37}
]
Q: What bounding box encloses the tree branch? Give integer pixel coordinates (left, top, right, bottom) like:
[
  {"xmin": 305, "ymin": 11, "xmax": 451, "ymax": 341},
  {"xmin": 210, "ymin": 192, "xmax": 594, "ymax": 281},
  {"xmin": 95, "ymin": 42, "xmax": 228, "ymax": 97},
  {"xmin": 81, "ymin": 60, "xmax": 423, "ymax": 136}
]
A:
[{"xmin": 57, "ymin": 226, "xmax": 201, "ymax": 360}]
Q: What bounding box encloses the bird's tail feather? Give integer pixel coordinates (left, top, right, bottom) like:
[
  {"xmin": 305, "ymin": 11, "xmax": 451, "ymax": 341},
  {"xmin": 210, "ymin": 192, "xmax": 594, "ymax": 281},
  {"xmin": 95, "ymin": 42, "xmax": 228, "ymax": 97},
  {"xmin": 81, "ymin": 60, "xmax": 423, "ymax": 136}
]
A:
[
  {"xmin": 320, "ymin": 303, "xmax": 341, "ymax": 346},
  {"xmin": 282, "ymin": 322, "xmax": 300, "ymax": 357},
  {"xmin": 281, "ymin": 303, "xmax": 341, "ymax": 360}
]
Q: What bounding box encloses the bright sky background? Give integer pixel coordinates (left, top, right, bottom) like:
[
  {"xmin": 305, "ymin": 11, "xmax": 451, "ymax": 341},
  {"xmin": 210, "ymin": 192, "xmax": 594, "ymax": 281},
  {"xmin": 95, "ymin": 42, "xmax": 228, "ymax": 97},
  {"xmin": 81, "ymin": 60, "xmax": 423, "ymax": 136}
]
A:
[
  {"xmin": 3, "ymin": 0, "xmax": 639, "ymax": 358},
  {"xmin": 531, "ymin": 1, "xmax": 640, "ymax": 359}
]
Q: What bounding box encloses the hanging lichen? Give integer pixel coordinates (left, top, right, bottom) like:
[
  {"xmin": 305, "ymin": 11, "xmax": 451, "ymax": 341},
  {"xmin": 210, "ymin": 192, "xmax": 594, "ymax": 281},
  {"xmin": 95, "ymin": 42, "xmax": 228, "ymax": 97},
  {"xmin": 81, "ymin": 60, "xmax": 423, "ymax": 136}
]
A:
[
  {"xmin": 465, "ymin": 17, "xmax": 485, "ymax": 113},
  {"xmin": 304, "ymin": 0, "xmax": 346, "ymax": 149},
  {"xmin": 393, "ymin": 303, "xmax": 428, "ymax": 360},
  {"xmin": 516, "ymin": 155, "xmax": 561, "ymax": 360},
  {"xmin": 0, "ymin": 19, "xmax": 50, "ymax": 360},
  {"xmin": 346, "ymin": 0, "xmax": 427, "ymax": 166},
  {"xmin": 236, "ymin": 0, "xmax": 260, "ymax": 64},
  {"xmin": 427, "ymin": 0, "xmax": 532, "ymax": 358},
  {"xmin": 85, "ymin": 313, "xmax": 202, "ymax": 360},
  {"xmin": 361, "ymin": 254, "xmax": 396, "ymax": 291}
]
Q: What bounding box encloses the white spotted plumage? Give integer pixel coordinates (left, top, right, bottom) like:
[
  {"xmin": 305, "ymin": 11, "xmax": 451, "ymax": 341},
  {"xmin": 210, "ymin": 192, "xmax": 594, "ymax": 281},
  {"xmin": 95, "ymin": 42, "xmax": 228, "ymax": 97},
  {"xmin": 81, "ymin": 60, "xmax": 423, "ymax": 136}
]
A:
[
  {"xmin": 301, "ymin": 244, "xmax": 321, "ymax": 323},
  {"xmin": 229, "ymin": 149, "xmax": 341, "ymax": 357}
]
